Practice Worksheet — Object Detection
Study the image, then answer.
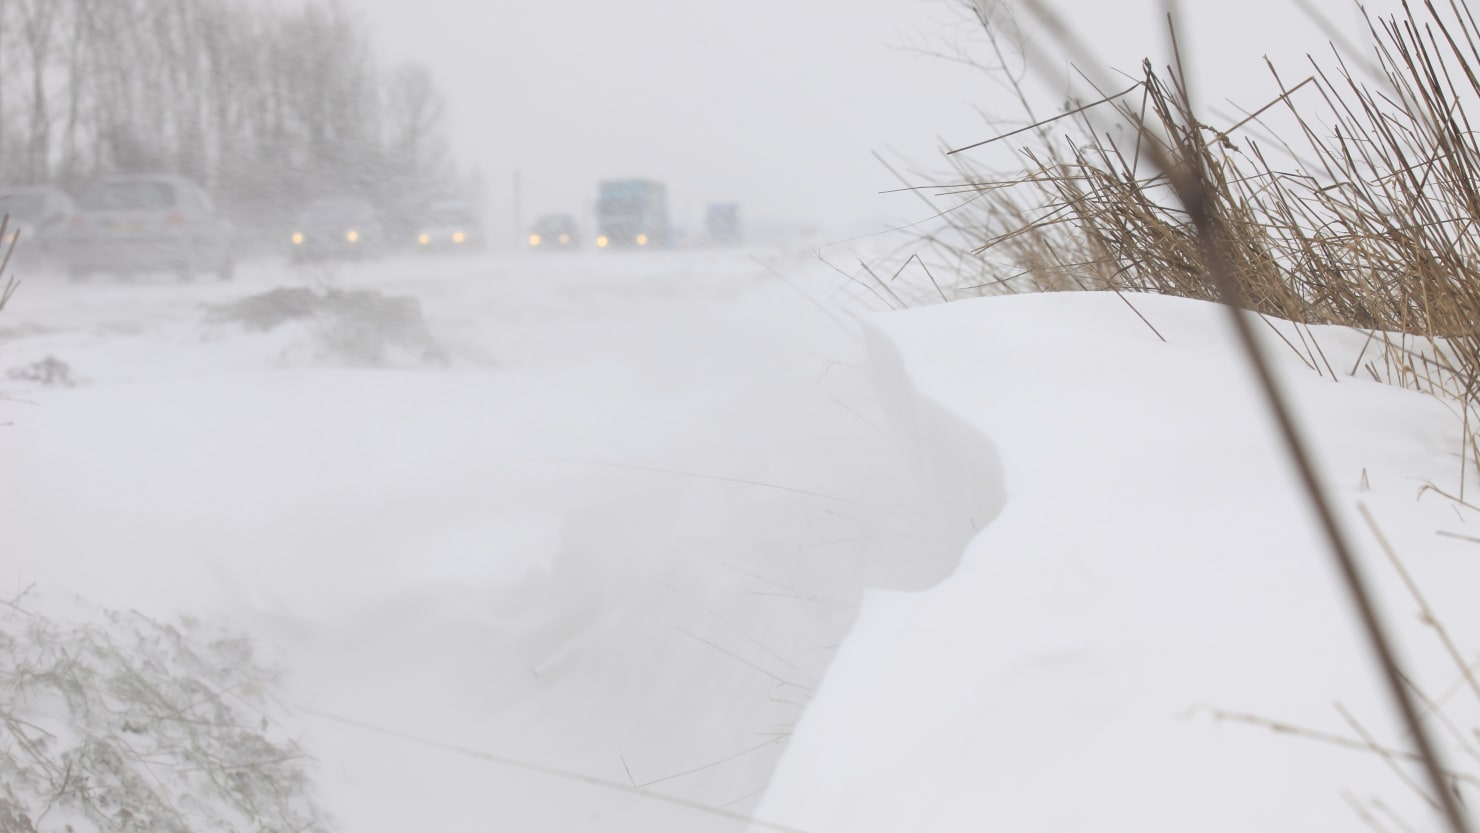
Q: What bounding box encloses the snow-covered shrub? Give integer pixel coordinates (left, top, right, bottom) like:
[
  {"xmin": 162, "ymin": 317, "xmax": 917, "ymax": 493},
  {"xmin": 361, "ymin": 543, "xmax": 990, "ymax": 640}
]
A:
[
  {"xmin": 207, "ymin": 287, "xmax": 447, "ymax": 367},
  {"xmin": 0, "ymin": 598, "xmax": 328, "ymax": 833}
]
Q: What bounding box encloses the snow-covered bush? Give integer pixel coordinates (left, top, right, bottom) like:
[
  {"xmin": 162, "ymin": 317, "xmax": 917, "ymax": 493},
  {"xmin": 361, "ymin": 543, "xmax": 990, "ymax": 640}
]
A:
[
  {"xmin": 0, "ymin": 597, "xmax": 328, "ymax": 833},
  {"xmin": 207, "ymin": 287, "xmax": 447, "ymax": 367}
]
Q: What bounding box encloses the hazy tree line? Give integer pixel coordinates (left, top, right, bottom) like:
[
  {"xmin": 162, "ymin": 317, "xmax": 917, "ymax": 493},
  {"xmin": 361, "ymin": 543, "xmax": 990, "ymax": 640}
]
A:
[{"xmin": 0, "ymin": 0, "xmax": 462, "ymax": 241}]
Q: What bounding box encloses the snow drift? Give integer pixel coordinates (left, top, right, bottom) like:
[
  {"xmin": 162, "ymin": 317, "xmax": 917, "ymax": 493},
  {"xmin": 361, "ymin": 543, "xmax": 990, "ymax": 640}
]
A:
[{"xmin": 757, "ymin": 291, "xmax": 1480, "ymax": 832}]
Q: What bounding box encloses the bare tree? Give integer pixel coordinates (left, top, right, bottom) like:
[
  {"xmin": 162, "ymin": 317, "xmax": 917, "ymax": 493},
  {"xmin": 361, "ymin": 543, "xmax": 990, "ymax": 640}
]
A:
[
  {"xmin": 0, "ymin": 0, "xmax": 460, "ymax": 245},
  {"xmin": 383, "ymin": 63, "xmax": 450, "ymax": 183},
  {"xmin": 18, "ymin": 0, "xmax": 56, "ymax": 183}
]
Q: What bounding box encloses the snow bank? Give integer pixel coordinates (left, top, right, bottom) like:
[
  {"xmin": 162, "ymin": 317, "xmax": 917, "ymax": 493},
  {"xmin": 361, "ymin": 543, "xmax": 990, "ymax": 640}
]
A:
[{"xmin": 758, "ymin": 292, "xmax": 1480, "ymax": 832}]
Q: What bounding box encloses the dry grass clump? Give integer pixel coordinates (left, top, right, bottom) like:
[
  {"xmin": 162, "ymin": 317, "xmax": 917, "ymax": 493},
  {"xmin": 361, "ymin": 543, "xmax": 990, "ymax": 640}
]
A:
[
  {"xmin": 909, "ymin": 1, "xmax": 1480, "ymax": 402},
  {"xmin": 0, "ymin": 595, "xmax": 328, "ymax": 833}
]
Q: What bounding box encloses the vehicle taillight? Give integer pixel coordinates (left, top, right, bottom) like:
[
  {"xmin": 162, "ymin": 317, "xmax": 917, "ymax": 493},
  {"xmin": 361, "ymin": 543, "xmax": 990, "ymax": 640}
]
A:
[
  {"xmin": 164, "ymin": 211, "xmax": 188, "ymax": 225},
  {"xmin": 69, "ymin": 215, "xmax": 82, "ymax": 229}
]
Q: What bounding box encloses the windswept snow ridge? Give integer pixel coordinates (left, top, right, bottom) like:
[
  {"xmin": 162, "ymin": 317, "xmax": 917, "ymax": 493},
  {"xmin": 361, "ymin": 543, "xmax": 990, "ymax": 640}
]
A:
[{"xmin": 759, "ymin": 292, "xmax": 1480, "ymax": 833}]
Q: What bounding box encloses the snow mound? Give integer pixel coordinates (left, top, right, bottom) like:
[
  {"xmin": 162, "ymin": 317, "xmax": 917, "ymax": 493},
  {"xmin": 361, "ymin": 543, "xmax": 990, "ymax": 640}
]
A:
[
  {"xmin": 757, "ymin": 292, "xmax": 1480, "ymax": 832},
  {"xmin": 6, "ymin": 356, "xmax": 75, "ymax": 388},
  {"xmin": 206, "ymin": 287, "xmax": 447, "ymax": 368}
]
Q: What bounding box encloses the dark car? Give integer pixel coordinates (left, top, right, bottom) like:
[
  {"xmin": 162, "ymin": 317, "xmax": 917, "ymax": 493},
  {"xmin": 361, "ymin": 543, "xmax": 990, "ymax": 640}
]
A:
[
  {"xmin": 290, "ymin": 197, "xmax": 385, "ymax": 262},
  {"xmin": 0, "ymin": 185, "xmax": 76, "ymax": 269},
  {"xmin": 528, "ymin": 214, "xmax": 580, "ymax": 251},
  {"xmin": 58, "ymin": 174, "xmax": 234, "ymax": 281}
]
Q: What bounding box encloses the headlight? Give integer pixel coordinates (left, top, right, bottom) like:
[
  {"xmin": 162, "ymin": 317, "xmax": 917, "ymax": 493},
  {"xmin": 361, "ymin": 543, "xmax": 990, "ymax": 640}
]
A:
[
  {"xmin": 529, "ymin": 234, "xmax": 541, "ymax": 247},
  {"xmin": 636, "ymin": 234, "xmax": 648, "ymax": 246},
  {"xmin": 596, "ymin": 235, "xmax": 609, "ymax": 248},
  {"xmin": 291, "ymin": 232, "xmax": 304, "ymax": 245},
  {"xmin": 453, "ymin": 231, "xmax": 466, "ymax": 244},
  {"xmin": 418, "ymin": 233, "xmax": 431, "ymax": 245},
  {"xmin": 346, "ymin": 230, "xmax": 359, "ymax": 243},
  {"xmin": 558, "ymin": 233, "xmax": 570, "ymax": 244}
]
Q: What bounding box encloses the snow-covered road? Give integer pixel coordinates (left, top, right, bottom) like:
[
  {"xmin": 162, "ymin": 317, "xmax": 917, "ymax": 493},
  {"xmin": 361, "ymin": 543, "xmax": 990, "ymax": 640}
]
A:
[{"xmin": 0, "ymin": 248, "xmax": 948, "ymax": 833}]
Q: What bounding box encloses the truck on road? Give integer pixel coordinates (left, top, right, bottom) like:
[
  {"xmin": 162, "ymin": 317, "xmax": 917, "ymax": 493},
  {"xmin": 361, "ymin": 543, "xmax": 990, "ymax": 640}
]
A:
[{"xmin": 595, "ymin": 179, "xmax": 669, "ymax": 248}]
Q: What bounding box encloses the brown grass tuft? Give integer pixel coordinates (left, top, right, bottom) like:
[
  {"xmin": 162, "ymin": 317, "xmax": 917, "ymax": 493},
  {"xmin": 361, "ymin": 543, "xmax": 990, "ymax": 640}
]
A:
[{"xmin": 906, "ymin": 2, "xmax": 1480, "ymax": 407}]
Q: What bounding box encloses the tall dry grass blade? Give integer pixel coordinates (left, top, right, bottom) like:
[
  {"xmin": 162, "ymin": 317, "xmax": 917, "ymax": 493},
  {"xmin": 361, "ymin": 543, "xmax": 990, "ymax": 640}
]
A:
[
  {"xmin": 1359, "ymin": 503, "xmax": 1480, "ymax": 708},
  {"xmin": 947, "ymin": 83, "xmax": 1143, "ymax": 155},
  {"xmin": 1375, "ymin": 797, "xmax": 1424, "ymax": 833},
  {"xmin": 1347, "ymin": 790, "xmax": 1399, "ymax": 833},
  {"xmin": 303, "ymin": 707, "xmax": 817, "ymax": 833},
  {"xmin": 1340, "ymin": 703, "xmax": 1449, "ymax": 811},
  {"xmin": 1213, "ymin": 708, "xmax": 1480, "ymax": 786}
]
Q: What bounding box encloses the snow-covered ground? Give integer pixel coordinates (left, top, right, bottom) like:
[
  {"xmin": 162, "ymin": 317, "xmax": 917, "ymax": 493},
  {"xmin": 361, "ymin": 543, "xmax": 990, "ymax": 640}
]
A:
[
  {"xmin": 0, "ymin": 248, "xmax": 944, "ymax": 833},
  {"xmin": 4, "ymin": 250, "xmax": 1477, "ymax": 832}
]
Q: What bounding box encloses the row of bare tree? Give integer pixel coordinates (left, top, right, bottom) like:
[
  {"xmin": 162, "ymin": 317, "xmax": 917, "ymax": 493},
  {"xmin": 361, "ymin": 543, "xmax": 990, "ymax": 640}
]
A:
[{"xmin": 0, "ymin": 0, "xmax": 458, "ymax": 239}]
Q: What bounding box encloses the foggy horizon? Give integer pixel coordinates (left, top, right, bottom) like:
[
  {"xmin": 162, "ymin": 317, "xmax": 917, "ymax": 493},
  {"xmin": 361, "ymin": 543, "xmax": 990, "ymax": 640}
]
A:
[{"xmin": 346, "ymin": 0, "xmax": 1376, "ymax": 241}]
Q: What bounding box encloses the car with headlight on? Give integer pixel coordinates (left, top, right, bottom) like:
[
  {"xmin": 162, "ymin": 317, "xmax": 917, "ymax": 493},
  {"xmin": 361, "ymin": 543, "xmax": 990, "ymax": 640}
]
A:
[
  {"xmin": 413, "ymin": 201, "xmax": 483, "ymax": 252},
  {"xmin": 0, "ymin": 185, "xmax": 76, "ymax": 270},
  {"xmin": 57, "ymin": 174, "xmax": 234, "ymax": 281},
  {"xmin": 289, "ymin": 197, "xmax": 384, "ymax": 262},
  {"xmin": 528, "ymin": 214, "xmax": 580, "ymax": 251}
]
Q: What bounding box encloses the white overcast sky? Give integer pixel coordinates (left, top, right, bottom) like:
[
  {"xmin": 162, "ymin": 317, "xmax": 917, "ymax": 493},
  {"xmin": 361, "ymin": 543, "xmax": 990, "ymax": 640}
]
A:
[{"xmin": 343, "ymin": 0, "xmax": 1386, "ymax": 236}]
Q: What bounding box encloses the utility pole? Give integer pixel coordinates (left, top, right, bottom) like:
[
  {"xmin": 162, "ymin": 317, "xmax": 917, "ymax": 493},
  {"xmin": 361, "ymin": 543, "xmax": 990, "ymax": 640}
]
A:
[{"xmin": 512, "ymin": 169, "xmax": 522, "ymax": 250}]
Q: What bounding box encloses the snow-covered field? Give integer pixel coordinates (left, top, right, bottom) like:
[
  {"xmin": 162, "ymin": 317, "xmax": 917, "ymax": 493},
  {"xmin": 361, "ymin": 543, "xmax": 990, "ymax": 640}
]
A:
[{"xmin": 4, "ymin": 249, "xmax": 1477, "ymax": 831}]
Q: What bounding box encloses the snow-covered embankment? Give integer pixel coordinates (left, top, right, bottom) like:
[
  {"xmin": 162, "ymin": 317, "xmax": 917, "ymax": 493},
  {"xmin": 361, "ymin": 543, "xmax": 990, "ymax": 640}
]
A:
[{"xmin": 759, "ymin": 292, "xmax": 1480, "ymax": 832}]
